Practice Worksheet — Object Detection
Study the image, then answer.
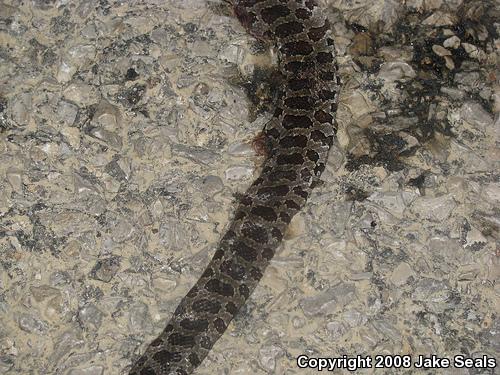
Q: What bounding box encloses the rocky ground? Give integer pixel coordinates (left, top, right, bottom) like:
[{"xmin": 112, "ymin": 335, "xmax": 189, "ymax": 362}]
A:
[{"xmin": 0, "ymin": 0, "xmax": 498, "ymax": 374}]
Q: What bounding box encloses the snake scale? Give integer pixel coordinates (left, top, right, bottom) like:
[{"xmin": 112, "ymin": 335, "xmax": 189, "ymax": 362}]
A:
[{"xmin": 130, "ymin": 0, "xmax": 340, "ymax": 374}]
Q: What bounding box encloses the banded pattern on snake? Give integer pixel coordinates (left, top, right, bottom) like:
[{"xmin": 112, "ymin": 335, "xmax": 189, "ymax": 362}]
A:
[{"xmin": 130, "ymin": 0, "xmax": 340, "ymax": 374}]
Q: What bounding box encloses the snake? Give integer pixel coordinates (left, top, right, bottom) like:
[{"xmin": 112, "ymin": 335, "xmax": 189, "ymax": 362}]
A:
[{"xmin": 129, "ymin": 0, "xmax": 340, "ymax": 374}]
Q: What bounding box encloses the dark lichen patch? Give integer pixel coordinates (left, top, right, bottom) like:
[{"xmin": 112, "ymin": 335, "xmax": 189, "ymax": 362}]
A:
[
  {"xmin": 471, "ymin": 210, "xmax": 500, "ymax": 239},
  {"xmin": 125, "ymin": 67, "xmax": 139, "ymax": 81},
  {"xmin": 233, "ymin": 66, "xmax": 283, "ymax": 122},
  {"xmin": 14, "ymin": 230, "xmax": 36, "ymax": 252},
  {"xmin": 0, "ymin": 96, "xmax": 8, "ymax": 133},
  {"xmin": 453, "ymin": 2, "xmax": 499, "ymax": 47},
  {"xmin": 117, "ymin": 84, "xmax": 146, "ymax": 107},
  {"xmin": 104, "ymin": 157, "xmax": 127, "ymax": 181},
  {"xmin": 344, "ymin": 185, "xmax": 369, "ymax": 202},
  {"xmin": 349, "ymin": 23, "xmax": 369, "ymax": 33},
  {"xmin": 119, "ymin": 34, "xmax": 154, "ymax": 56},
  {"xmin": 49, "ymin": 8, "xmax": 75, "ymax": 35},
  {"xmin": 408, "ymin": 173, "xmax": 426, "ymax": 189},
  {"xmin": 17, "ymin": 203, "xmax": 68, "ymax": 255},
  {"xmin": 398, "ymin": 79, "xmax": 453, "ymax": 142},
  {"xmin": 346, "ymin": 131, "xmax": 409, "ymax": 172},
  {"xmin": 346, "ymin": 2, "xmax": 497, "ymax": 174}
]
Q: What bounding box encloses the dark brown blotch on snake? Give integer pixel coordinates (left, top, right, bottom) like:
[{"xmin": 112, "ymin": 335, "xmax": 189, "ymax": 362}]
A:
[{"xmin": 129, "ymin": 0, "xmax": 340, "ymax": 374}]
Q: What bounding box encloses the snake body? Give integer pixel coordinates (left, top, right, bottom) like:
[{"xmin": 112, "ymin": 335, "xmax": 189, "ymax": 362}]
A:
[{"xmin": 130, "ymin": 1, "xmax": 339, "ymax": 374}]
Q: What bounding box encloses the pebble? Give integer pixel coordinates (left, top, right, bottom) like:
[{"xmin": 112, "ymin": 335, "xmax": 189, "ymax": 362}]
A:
[
  {"xmin": 461, "ymin": 43, "xmax": 486, "ymax": 61},
  {"xmin": 463, "ymin": 225, "xmax": 487, "ymax": 251},
  {"xmin": 432, "ymin": 44, "xmax": 451, "ymax": 56},
  {"xmin": 152, "ymin": 276, "xmax": 177, "ymax": 292},
  {"xmin": 443, "ymin": 35, "xmax": 460, "ymax": 49},
  {"xmin": 326, "ymin": 320, "xmax": 348, "ymax": 339},
  {"xmin": 410, "ymin": 194, "xmax": 456, "ymax": 222},
  {"xmin": 412, "ymin": 278, "xmax": 449, "ymax": 303},
  {"xmin": 367, "ymin": 192, "xmax": 407, "ymax": 218},
  {"xmin": 459, "ymin": 101, "xmax": 493, "ymax": 130},
  {"xmin": 159, "ymin": 217, "xmax": 190, "ymax": 252},
  {"xmin": 127, "ymin": 302, "xmax": 153, "ymax": 334},
  {"xmin": 6, "ymin": 168, "xmax": 23, "ymax": 192},
  {"xmin": 454, "ymin": 71, "xmax": 481, "ymax": 89},
  {"xmin": 390, "ymin": 262, "xmax": 415, "ymax": 286},
  {"xmin": 63, "ymin": 84, "xmax": 99, "ymax": 106},
  {"xmin": 51, "ymin": 330, "xmax": 84, "ymax": 363},
  {"xmin": 227, "ymin": 141, "xmax": 256, "ymax": 157},
  {"xmin": 200, "ymin": 175, "xmax": 224, "ymax": 194},
  {"xmin": 111, "ymin": 219, "xmax": 135, "ymax": 243},
  {"xmin": 90, "ymin": 257, "xmax": 121, "ymax": 282},
  {"xmin": 440, "ymin": 86, "xmax": 465, "ymax": 99},
  {"xmin": 56, "ymin": 60, "xmax": 77, "ymax": 83},
  {"xmin": 378, "ymin": 61, "xmax": 416, "ymax": 81},
  {"xmin": 57, "ymin": 100, "xmax": 79, "ymax": 125},
  {"xmin": 371, "ymin": 319, "xmax": 402, "ymax": 343},
  {"xmin": 10, "ymin": 93, "xmax": 32, "ymax": 126},
  {"xmin": 342, "ymin": 309, "xmax": 368, "ymax": 327},
  {"xmin": 422, "ymin": 11, "xmax": 456, "ymax": 26},
  {"xmin": 225, "ymin": 165, "xmax": 254, "ymax": 181},
  {"xmin": 299, "ymin": 283, "xmax": 356, "ymax": 317},
  {"xmin": 30, "ymin": 285, "xmax": 61, "ymax": 303},
  {"xmin": 18, "ymin": 313, "xmax": 49, "ymax": 334},
  {"xmin": 78, "ymin": 304, "xmax": 103, "ymax": 331},
  {"xmin": 481, "ymin": 183, "xmax": 500, "ymax": 204},
  {"xmin": 258, "ymin": 345, "xmax": 283, "ymax": 372}
]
